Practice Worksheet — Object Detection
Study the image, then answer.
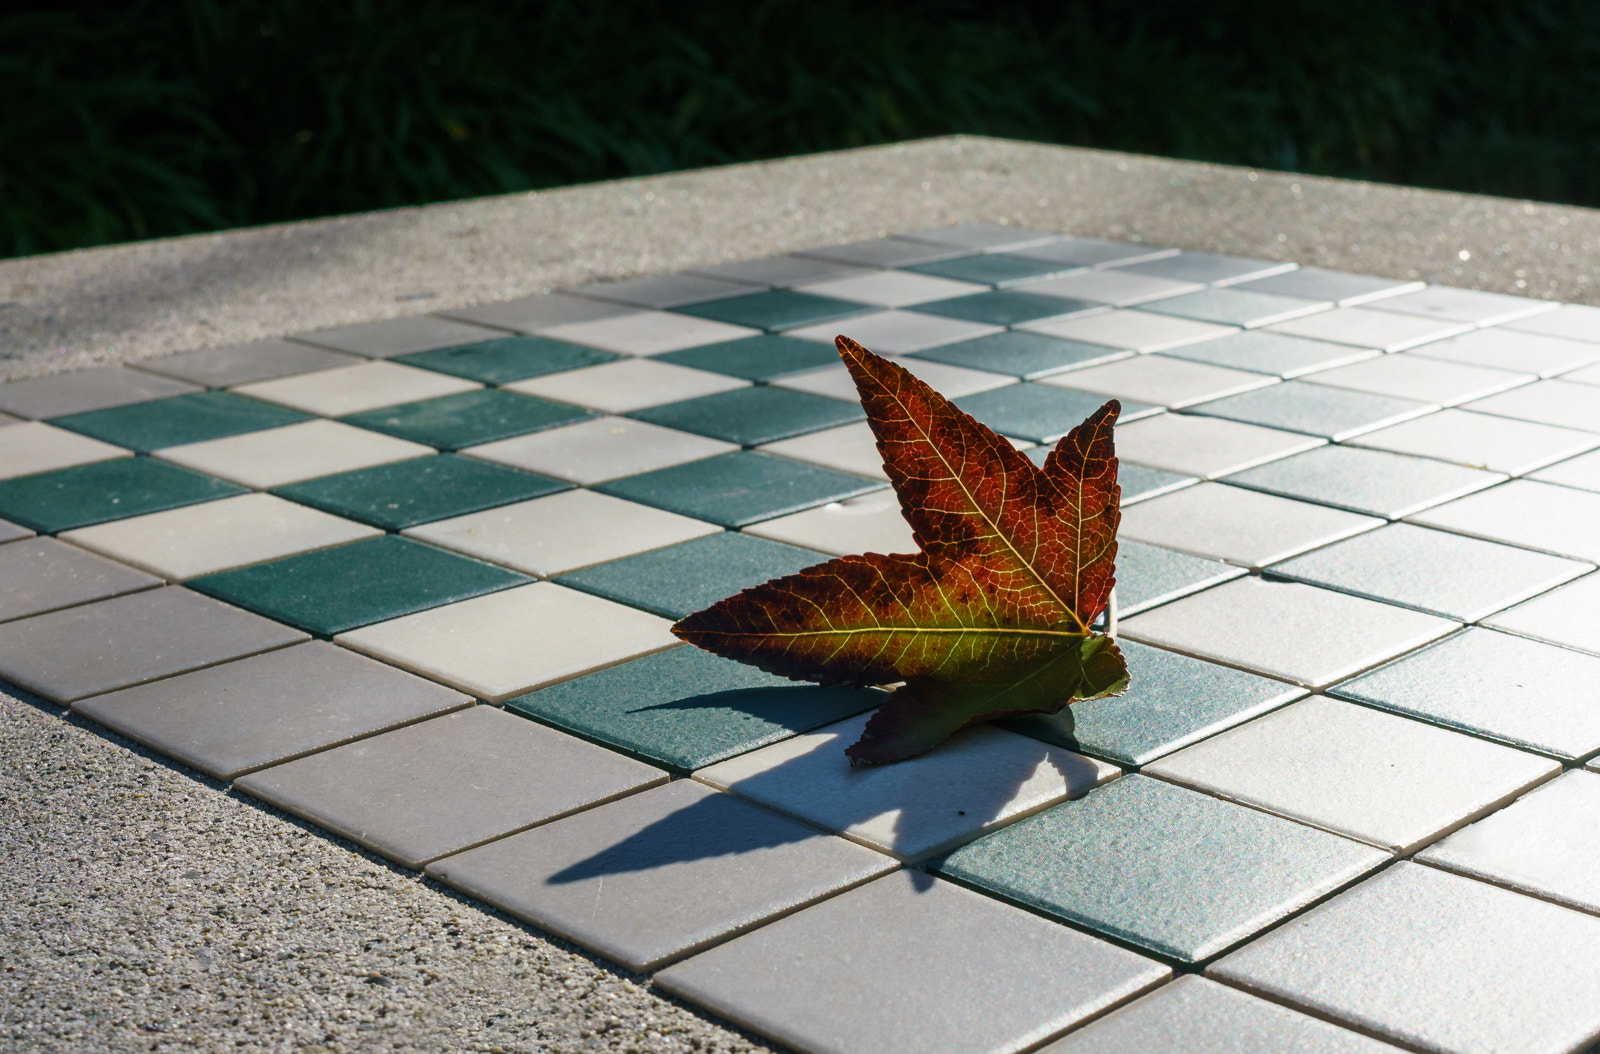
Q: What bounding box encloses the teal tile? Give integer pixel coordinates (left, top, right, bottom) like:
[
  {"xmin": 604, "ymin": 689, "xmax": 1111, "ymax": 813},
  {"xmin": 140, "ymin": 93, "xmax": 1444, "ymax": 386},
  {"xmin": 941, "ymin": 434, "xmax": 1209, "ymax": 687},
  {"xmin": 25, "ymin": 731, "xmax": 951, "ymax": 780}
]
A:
[
  {"xmin": 676, "ymin": 290, "xmax": 871, "ymax": 332},
  {"xmin": 909, "ymin": 331, "xmax": 1133, "ymax": 380},
  {"xmin": 341, "ymin": 389, "xmax": 593, "ymax": 450},
  {"xmin": 915, "ymin": 291, "xmax": 1099, "ymax": 327},
  {"xmin": 1189, "ymin": 382, "xmax": 1433, "ymax": 441},
  {"xmin": 629, "ymin": 387, "xmax": 863, "ymax": 447},
  {"xmin": 506, "ymin": 646, "xmax": 883, "ymax": 772},
  {"xmin": 595, "ymin": 451, "xmax": 882, "ymax": 529},
  {"xmin": 1116, "ymin": 539, "xmax": 1247, "ymax": 615},
  {"xmin": 905, "ymin": 254, "xmax": 1075, "ymax": 287},
  {"xmin": 0, "ymin": 458, "xmax": 245, "ymax": 533},
  {"xmin": 934, "ymin": 775, "xmax": 1385, "ymax": 963},
  {"xmin": 397, "ymin": 336, "xmax": 622, "ymax": 384},
  {"xmin": 655, "ymin": 335, "xmax": 842, "ymax": 381},
  {"xmin": 273, "ymin": 454, "xmax": 568, "ymax": 530},
  {"xmin": 188, "ymin": 534, "xmax": 528, "ymax": 636},
  {"xmin": 50, "ymin": 391, "xmax": 309, "ymax": 453},
  {"xmin": 1001, "ymin": 639, "xmax": 1303, "ymax": 767},
  {"xmin": 955, "ymin": 383, "xmax": 1159, "ymax": 444},
  {"xmin": 556, "ymin": 531, "xmax": 825, "ymax": 619}
]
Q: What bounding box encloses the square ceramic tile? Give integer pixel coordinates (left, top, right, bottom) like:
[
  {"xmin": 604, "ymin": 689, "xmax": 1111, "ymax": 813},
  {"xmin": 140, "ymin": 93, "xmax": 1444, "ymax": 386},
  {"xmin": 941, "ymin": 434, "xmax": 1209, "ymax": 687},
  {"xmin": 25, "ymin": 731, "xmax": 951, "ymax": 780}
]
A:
[
  {"xmin": 1188, "ymin": 382, "xmax": 1435, "ymax": 441},
  {"xmin": 403, "ymin": 489, "xmax": 719, "ymax": 577},
  {"xmin": 73, "ymin": 641, "xmax": 470, "ymax": 780},
  {"xmin": 1119, "ymin": 483, "xmax": 1380, "ymax": 569},
  {"xmin": 233, "ymin": 360, "xmax": 480, "ymax": 417},
  {"xmin": 462, "ymin": 416, "xmax": 736, "ymax": 486},
  {"xmin": 234, "ymin": 706, "xmax": 666, "ymax": 868},
  {"xmin": 794, "ymin": 270, "xmax": 987, "ymax": 306},
  {"xmin": 0, "ymin": 537, "xmax": 159, "ymax": 623},
  {"xmin": 1531, "ymin": 449, "xmax": 1600, "ymax": 492},
  {"xmin": 274, "ymin": 454, "xmax": 567, "ymax": 530},
  {"xmin": 795, "ymin": 236, "xmax": 964, "ymax": 268},
  {"xmin": 1113, "ymin": 539, "xmax": 1247, "ymax": 615},
  {"xmin": 785, "ymin": 309, "xmax": 1003, "ymax": 353},
  {"xmin": 1234, "ymin": 267, "xmax": 1424, "ymax": 306},
  {"xmin": 440, "ymin": 292, "xmax": 638, "ymax": 334},
  {"xmin": 955, "ymin": 384, "xmax": 1158, "ymax": 444},
  {"xmin": 654, "ymin": 335, "xmax": 843, "ymax": 381},
  {"xmin": 1113, "ymin": 252, "xmax": 1296, "ymax": 286},
  {"xmin": 1484, "ymin": 573, "xmax": 1600, "ymax": 657},
  {"xmin": 676, "ymin": 290, "xmax": 872, "ymax": 333},
  {"xmin": 336, "ymin": 582, "xmax": 678, "ymax": 702},
  {"xmin": 0, "ymin": 367, "xmax": 198, "ymax": 420},
  {"xmin": 1010, "ymin": 236, "xmax": 1178, "ymax": 269},
  {"xmin": 936, "ymin": 775, "xmax": 1385, "ymax": 963},
  {"xmin": 1562, "ymin": 361, "xmax": 1600, "ymax": 384},
  {"xmin": 1332, "ymin": 628, "xmax": 1600, "ymax": 760},
  {"xmin": 61, "ymin": 492, "xmax": 379, "ymax": 580},
  {"xmin": 1270, "ymin": 523, "xmax": 1589, "ymax": 621},
  {"xmin": 1368, "ymin": 285, "xmax": 1557, "ymax": 325},
  {"xmin": 912, "ymin": 289, "xmax": 1102, "ymax": 326},
  {"xmin": 759, "ymin": 421, "xmax": 892, "ymax": 481},
  {"xmin": 0, "ymin": 421, "xmax": 130, "ymax": 481},
  {"xmin": 1122, "ymin": 577, "xmax": 1458, "ymax": 689},
  {"xmin": 695, "ymin": 711, "xmax": 1119, "ymax": 861},
  {"xmin": 908, "ymin": 331, "xmax": 1135, "ymax": 380},
  {"xmin": 1507, "ymin": 302, "xmax": 1600, "ymax": 343},
  {"xmin": 689, "ymin": 253, "xmax": 868, "ymax": 287},
  {"xmin": 340, "ymin": 388, "xmax": 592, "ymax": 450},
  {"xmin": 542, "ymin": 309, "xmax": 761, "ymax": 355},
  {"xmin": 1001, "ymin": 639, "xmax": 1302, "ymax": 768},
  {"xmin": 655, "ymin": 871, "xmax": 1167, "ymax": 1054},
  {"xmin": 503, "ymin": 358, "xmax": 748, "ymax": 414},
  {"xmin": 1024, "ymin": 310, "xmax": 1238, "ymax": 352},
  {"xmin": 507, "ymin": 645, "xmax": 881, "ymax": 772},
  {"xmin": 0, "ymin": 458, "xmax": 245, "ymax": 533},
  {"xmin": 1023, "ymin": 270, "xmax": 1204, "ymax": 307},
  {"xmin": 51, "ymin": 391, "xmax": 310, "ymax": 453},
  {"xmin": 901, "ymin": 222, "xmax": 1059, "ymax": 251},
  {"xmin": 189, "ymin": 534, "xmax": 529, "ymax": 636},
  {"xmin": 554, "ymin": 531, "xmax": 824, "ymax": 620},
  {"xmin": 1140, "ymin": 288, "xmax": 1329, "ymax": 329},
  {"xmin": 775, "ymin": 357, "xmax": 1013, "ymax": 403},
  {"xmin": 395, "ymin": 335, "xmax": 622, "ymax": 384},
  {"xmin": 1222, "ymin": 444, "xmax": 1505, "ymax": 518},
  {"xmin": 743, "ymin": 488, "xmax": 915, "ymax": 556},
  {"xmin": 595, "ymin": 452, "xmax": 883, "ymax": 529},
  {"xmin": 1410, "ymin": 327, "xmax": 1600, "ymax": 377},
  {"xmin": 1209, "ymin": 863, "xmax": 1600, "ymax": 1053},
  {"xmin": 293, "ymin": 316, "xmax": 508, "ymax": 358},
  {"xmin": 1408, "ymin": 479, "xmax": 1600, "ymax": 561},
  {"xmin": 427, "ymin": 780, "xmax": 894, "ymax": 971},
  {"xmin": 0, "ymin": 586, "xmax": 306, "ymax": 703},
  {"xmin": 1303, "ymin": 354, "xmax": 1533, "ymax": 405},
  {"xmin": 630, "ymin": 387, "xmax": 864, "ymax": 447},
  {"xmin": 1163, "ymin": 331, "xmax": 1380, "ymax": 378},
  {"xmin": 1040, "ymin": 356, "xmax": 1275, "ymax": 409},
  {"xmin": 1113, "ymin": 414, "xmax": 1324, "ymax": 479},
  {"xmin": 1265, "ymin": 307, "xmax": 1474, "ymax": 351},
  {"xmin": 898, "ymin": 251, "xmax": 1082, "ymax": 291},
  {"xmin": 156, "ymin": 419, "xmax": 434, "ymax": 489},
  {"xmin": 570, "ymin": 273, "xmax": 753, "ymax": 308},
  {"xmin": 0, "ymin": 518, "xmax": 31, "ymax": 543},
  {"xmin": 1463, "ymin": 378, "xmax": 1600, "ymax": 433},
  {"xmin": 133, "ymin": 340, "xmax": 361, "ymax": 388},
  {"xmin": 1347, "ymin": 408, "xmax": 1600, "ymax": 475}
]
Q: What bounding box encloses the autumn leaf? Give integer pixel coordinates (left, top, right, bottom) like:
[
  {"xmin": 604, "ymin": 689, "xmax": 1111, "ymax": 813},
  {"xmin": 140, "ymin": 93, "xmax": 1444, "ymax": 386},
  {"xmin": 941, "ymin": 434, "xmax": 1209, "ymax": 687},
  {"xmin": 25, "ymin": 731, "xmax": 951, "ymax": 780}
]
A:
[{"xmin": 672, "ymin": 335, "xmax": 1128, "ymax": 764}]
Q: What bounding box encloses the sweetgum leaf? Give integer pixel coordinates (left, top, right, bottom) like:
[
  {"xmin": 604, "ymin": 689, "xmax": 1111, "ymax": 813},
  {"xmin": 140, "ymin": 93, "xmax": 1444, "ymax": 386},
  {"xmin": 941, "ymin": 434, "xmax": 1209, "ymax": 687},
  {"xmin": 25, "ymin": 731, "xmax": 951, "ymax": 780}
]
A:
[{"xmin": 673, "ymin": 335, "xmax": 1127, "ymax": 764}]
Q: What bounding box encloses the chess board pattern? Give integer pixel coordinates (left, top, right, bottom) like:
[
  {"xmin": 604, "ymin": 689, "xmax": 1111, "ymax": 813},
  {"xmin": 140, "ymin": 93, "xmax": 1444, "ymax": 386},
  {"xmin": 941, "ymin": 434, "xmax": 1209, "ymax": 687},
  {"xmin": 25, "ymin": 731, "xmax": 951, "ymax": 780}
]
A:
[{"xmin": 6, "ymin": 222, "xmax": 1600, "ymax": 1053}]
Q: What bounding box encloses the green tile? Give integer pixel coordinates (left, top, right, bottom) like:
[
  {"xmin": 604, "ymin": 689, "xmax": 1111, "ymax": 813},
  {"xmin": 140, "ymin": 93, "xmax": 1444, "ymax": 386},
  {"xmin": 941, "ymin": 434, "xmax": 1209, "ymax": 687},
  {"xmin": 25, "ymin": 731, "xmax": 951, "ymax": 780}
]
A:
[
  {"xmin": 909, "ymin": 331, "xmax": 1133, "ymax": 380},
  {"xmin": 556, "ymin": 531, "xmax": 825, "ymax": 618},
  {"xmin": 954, "ymin": 384, "xmax": 1159, "ymax": 444},
  {"xmin": 655, "ymin": 335, "xmax": 842, "ymax": 381},
  {"xmin": 0, "ymin": 458, "xmax": 245, "ymax": 533},
  {"xmin": 675, "ymin": 290, "xmax": 870, "ymax": 332},
  {"xmin": 396, "ymin": 336, "xmax": 622, "ymax": 384},
  {"xmin": 341, "ymin": 389, "xmax": 593, "ymax": 450},
  {"xmin": 1115, "ymin": 540, "xmax": 1245, "ymax": 615},
  {"xmin": 629, "ymin": 386, "xmax": 864, "ymax": 447},
  {"xmin": 50, "ymin": 391, "xmax": 310, "ymax": 453},
  {"xmin": 506, "ymin": 645, "xmax": 883, "ymax": 772},
  {"xmin": 273, "ymin": 454, "xmax": 568, "ymax": 530},
  {"xmin": 915, "ymin": 290, "xmax": 1099, "ymax": 327},
  {"xmin": 905, "ymin": 254, "xmax": 1075, "ymax": 287},
  {"xmin": 595, "ymin": 451, "xmax": 882, "ymax": 529},
  {"xmin": 189, "ymin": 534, "xmax": 528, "ymax": 636}
]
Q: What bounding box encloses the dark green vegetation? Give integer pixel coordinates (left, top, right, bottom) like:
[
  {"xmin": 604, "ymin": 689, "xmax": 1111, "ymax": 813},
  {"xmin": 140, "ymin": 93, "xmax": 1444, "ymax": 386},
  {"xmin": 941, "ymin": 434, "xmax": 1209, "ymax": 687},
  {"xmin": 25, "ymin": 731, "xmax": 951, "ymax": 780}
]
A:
[{"xmin": 6, "ymin": 0, "xmax": 1599, "ymax": 258}]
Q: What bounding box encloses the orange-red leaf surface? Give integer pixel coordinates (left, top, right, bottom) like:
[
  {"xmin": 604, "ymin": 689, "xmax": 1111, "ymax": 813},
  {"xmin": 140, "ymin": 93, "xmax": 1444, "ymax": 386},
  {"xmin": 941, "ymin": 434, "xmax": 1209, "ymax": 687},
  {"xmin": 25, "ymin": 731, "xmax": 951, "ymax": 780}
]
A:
[{"xmin": 673, "ymin": 336, "xmax": 1128, "ymax": 763}]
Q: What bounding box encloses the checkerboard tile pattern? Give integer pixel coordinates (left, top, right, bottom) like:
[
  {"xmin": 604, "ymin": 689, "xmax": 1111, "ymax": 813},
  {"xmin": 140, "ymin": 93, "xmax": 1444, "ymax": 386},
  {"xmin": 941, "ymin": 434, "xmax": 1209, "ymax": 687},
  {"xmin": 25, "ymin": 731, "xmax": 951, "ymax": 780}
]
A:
[{"xmin": 6, "ymin": 227, "xmax": 1600, "ymax": 1054}]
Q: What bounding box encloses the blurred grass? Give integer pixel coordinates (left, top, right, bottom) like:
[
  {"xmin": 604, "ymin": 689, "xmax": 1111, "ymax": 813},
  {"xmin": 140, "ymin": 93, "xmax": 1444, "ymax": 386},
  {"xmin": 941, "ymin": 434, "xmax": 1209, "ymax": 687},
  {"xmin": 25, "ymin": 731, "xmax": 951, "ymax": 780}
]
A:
[{"xmin": 5, "ymin": 0, "xmax": 1600, "ymax": 259}]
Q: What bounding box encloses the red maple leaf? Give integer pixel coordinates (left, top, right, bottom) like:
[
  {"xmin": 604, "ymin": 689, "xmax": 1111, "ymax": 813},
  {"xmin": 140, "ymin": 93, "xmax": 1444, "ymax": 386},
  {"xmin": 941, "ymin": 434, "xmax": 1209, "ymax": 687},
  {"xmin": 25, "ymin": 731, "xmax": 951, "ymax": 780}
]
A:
[{"xmin": 673, "ymin": 335, "xmax": 1128, "ymax": 764}]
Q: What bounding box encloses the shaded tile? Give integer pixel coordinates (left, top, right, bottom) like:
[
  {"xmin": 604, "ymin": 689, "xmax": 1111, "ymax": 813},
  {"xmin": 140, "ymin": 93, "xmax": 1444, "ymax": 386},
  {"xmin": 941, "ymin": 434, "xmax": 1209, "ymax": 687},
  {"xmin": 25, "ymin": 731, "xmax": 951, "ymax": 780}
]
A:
[
  {"xmin": 1408, "ymin": 478, "xmax": 1600, "ymax": 561},
  {"xmin": 73, "ymin": 641, "xmax": 469, "ymax": 780},
  {"xmin": 1270, "ymin": 523, "xmax": 1588, "ymax": 621},
  {"xmin": 913, "ymin": 289, "xmax": 1101, "ymax": 327},
  {"xmin": 543, "ymin": 309, "xmax": 761, "ymax": 355},
  {"xmin": 503, "ymin": 358, "xmax": 748, "ymax": 414},
  {"xmin": 795, "ymin": 270, "xmax": 987, "ymax": 306},
  {"xmin": 1113, "ymin": 252, "xmax": 1296, "ymax": 286},
  {"xmin": 1530, "ymin": 448, "xmax": 1600, "ymax": 492},
  {"xmin": 1369, "ymin": 285, "xmax": 1557, "ymax": 325},
  {"xmin": 1140, "ymin": 288, "xmax": 1329, "ymax": 328},
  {"xmin": 1163, "ymin": 330, "xmax": 1380, "ymax": 378},
  {"xmin": 571, "ymin": 273, "xmax": 752, "ymax": 309},
  {"xmin": 595, "ymin": 451, "xmax": 883, "ymax": 529},
  {"xmin": 1011, "ymin": 237, "xmax": 1178, "ymax": 269},
  {"xmin": 0, "ymin": 367, "xmax": 198, "ymax": 420},
  {"xmin": 743, "ymin": 488, "xmax": 914, "ymax": 556},
  {"xmin": 189, "ymin": 535, "xmax": 528, "ymax": 636},
  {"xmin": 1209, "ymin": 863, "xmax": 1600, "ymax": 1053},
  {"xmin": 1114, "ymin": 415, "xmax": 1323, "ymax": 479},
  {"xmin": 937, "ymin": 775, "xmax": 1384, "ymax": 964},
  {"xmin": 134, "ymin": 340, "xmax": 361, "ymax": 388},
  {"xmin": 404, "ymin": 489, "xmax": 718, "ymax": 577},
  {"xmin": 656, "ymin": 871, "xmax": 1168, "ymax": 1054},
  {"xmin": 1304, "ymin": 354, "xmax": 1533, "ymax": 405},
  {"xmin": 1506, "ymin": 302, "xmax": 1600, "ymax": 343},
  {"xmin": 61, "ymin": 492, "xmax": 379, "ymax": 580},
  {"xmin": 1041, "ymin": 356, "xmax": 1274, "ymax": 409},
  {"xmin": 795, "ymin": 236, "xmax": 965, "ymax": 268},
  {"xmin": 294, "ymin": 316, "xmax": 507, "ymax": 358},
  {"xmin": 554, "ymin": 531, "xmax": 823, "ymax": 620},
  {"xmin": 337, "ymin": 582, "xmax": 678, "ymax": 702},
  {"xmin": 676, "ymin": 290, "xmax": 871, "ymax": 333},
  {"xmin": 156, "ymin": 419, "xmax": 434, "ymax": 489},
  {"xmin": 1265, "ymin": 307, "xmax": 1473, "ymax": 351},
  {"xmin": 0, "ymin": 458, "xmax": 245, "ymax": 533},
  {"xmin": 1114, "ymin": 464, "xmax": 1200, "ymax": 504},
  {"xmin": 341, "ymin": 388, "xmax": 591, "ymax": 450},
  {"xmin": 234, "ymin": 706, "xmax": 666, "ymax": 868},
  {"xmin": 784, "ymin": 309, "xmax": 1002, "ymax": 353},
  {"xmin": 905, "ymin": 255, "xmax": 1079, "ymax": 289},
  {"xmin": 1114, "ymin": 539, "xmax": 1247, "ymax": 615},
  {"xmin": 1222, "ymin": 444, "xmax": 1505, "ymax": 518},
  {"xmin": 1411, "ymin": 327, "xmax": 1600, "ymax": 377},
  {"xmin": 901, "ymin": 221, "xmax": 1059, "ymax": 251},
  {"xmin": 1332, "ymin": 627, "xmax": 1600, "ymax": 760},
  {"xmin": 956, "ymin": 384, "xmax": 1158, "ymax": 444},
  {"xmin": 1464, "ymin": 378, "xmax": 1600, "ymax": 433},
  {"xmin": 0, "ymin": 421, "xmax": 130, "ymax": 481},
  {"xmin": 0, "ymin": 518, "xmax": 33, "ymax": 543},
  {"xmin": 0, "ymin": 586, "xmax": 306, "ymax": 702},
  {"xmin": 1188, "ymin": 382, "xmax": 1435, "ymax": 441},
  {"xmin": 1120, "ymin": 482, "xmax": 1380, "ymax": 569},
  {"xmin": 440, "ymin": 292, "xmax": 637, "ymax": 334},
  {"xmin": 395, "ymin": 335, "xmax": 622, "ymax": 384},
  {"xmin": 774, "ymin": 357, "xmax": 1012, "ymax": 402},
  {"xmin": 689, "ymin": 253, "xmax": 868, "ymax": 287},
  {"xmin": 273, "ymin": 454, "xmax": 566, "ymax": 530},
  {"xmin": 0, "ymin": 537, "xmax": 159, "ymax": 623},
  {"xmin": 507, "ymin": 646, "xmax": 881, "ymax": 772},
  {"xmin": 51, "ymin": 391, "xmax": 309, "ymax": 453},
  {"xmin": 1002, "ymin": 639, "xmax": 1302, "ymax": 768},
  {"xmin": 630, "ymin": 386, "xmax": 863, "ymax": 447},
  {"xmin": 427, "ymin": 780, "xmax": 895, "ymax": 970},
  {"xmin": 908, "ymin": 330, "xmax": 1134, "ymax": 380},
  {"xmin": 696, "ymin": 711, "xmax": 1119, "ymax": 861},
  {"xmin": 1122, "ymin": 577, "xmax": 1457, "ymax": 689},
  {"xmin": 233, "ymin": 360, "xmax": 480, "ymax": 417},
  {"xmin": 1024, "ymin": 270, "xmax": 1203, "ymax": 307},
  {"xmin": 1025, "ymin": 310, "xmax": 1237, "ymax": 352},
  {"xmin": 462, "ymin": 416, "xmax": 735, "ymax": 486},
  {"xmin": 654, "ymin": 335, "xmax": 842, "ymax": 381},
  {"xmin": 1235, "ymin": 266, "xmax": 1425, "ymax": 307},
  {"xmin": 759, "ymin": 421, "xmax": 892, "ymax": 481},
  {"xmin": 1484, "ymin": 573, "xmax": 1600, "ymax": 657},
  {"xmin": 1347, "ymin": 408, "xmax": 1600, "ymax": 475}
]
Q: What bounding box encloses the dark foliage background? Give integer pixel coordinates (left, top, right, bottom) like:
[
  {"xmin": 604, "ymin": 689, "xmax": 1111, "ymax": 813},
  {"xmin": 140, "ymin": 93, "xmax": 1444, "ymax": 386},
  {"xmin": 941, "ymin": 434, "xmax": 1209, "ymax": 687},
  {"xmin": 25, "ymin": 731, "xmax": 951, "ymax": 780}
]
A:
[{"xmin": 5, "ymin": 0, "xmax": 1599, "ymax": 259}]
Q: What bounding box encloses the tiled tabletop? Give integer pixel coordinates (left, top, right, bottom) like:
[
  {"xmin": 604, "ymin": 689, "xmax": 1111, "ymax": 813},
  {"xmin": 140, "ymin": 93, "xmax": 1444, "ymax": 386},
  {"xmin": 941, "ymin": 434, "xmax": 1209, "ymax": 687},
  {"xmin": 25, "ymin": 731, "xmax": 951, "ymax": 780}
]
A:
[{"xmin": 4, "ymin": 224, "xmax": 1599, "ymax": 1054}]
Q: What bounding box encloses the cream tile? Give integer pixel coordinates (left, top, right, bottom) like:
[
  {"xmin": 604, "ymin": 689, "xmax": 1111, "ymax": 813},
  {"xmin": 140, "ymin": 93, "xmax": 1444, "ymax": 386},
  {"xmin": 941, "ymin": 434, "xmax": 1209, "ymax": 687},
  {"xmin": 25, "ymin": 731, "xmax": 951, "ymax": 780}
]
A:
[
  {"xmin": 504, "ymin": 359, "xmax": 748, "ymax": 414},
  {"xmin": 232, "ymin": 360, "xmax": 480, "ymax": 417},
  {"xmin": 1041, "ymin": 355, "xmax": 1275, "ymax": 409},
  {"xmin": 0, "ymin": 422, "xmax": 130, "ymax": 481},
  {"xmin": 743, "ymin": 489, "xmax": 915, "ymax": 556},
  {"xmin": 1024, "ymin": 310, "xmax": 1237, "ymax": 352},
  {"xmin": 542, "ymin": 310, "xmax": 760, "ymax": 355},
  {"xmin": 1113, "ymin": 414, "xmax": 1324, "ymax": 479},
  {"xmin": 793, "ymin": 271, "xmax": 988, "ymax": 307},
  {"xmin": 156, "ymin": 420, "xmax": 433, "ymax": 489},
  {"xmin": 463, "ymin": 416, "xmax": 736, "ymax": 485}
]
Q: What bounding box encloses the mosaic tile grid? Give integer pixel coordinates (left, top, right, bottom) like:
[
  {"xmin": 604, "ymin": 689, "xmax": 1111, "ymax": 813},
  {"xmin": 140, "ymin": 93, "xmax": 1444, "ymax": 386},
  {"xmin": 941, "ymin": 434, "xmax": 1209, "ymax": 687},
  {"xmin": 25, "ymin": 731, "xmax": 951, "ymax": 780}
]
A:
[{"xmin": 5, "ymin": 227, "xmax": 1600, "ymax": 1054}]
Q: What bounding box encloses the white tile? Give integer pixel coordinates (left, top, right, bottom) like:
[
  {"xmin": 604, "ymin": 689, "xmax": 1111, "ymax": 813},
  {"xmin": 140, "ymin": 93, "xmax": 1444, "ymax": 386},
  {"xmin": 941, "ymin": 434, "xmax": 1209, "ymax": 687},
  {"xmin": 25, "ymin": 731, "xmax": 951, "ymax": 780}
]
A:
[
  {"xmin": 232, "ymin": 360, "xmax": 480, "ymax": 417},
  {"xmin": 760, "ymin": 421, "xmax": 890, "ymax": 481},
  {"xmin": 773, "ymin": 358, "xmax": 1013, "ymax": 401},
  {"xmin": 155, "ymin": 419, "xmax": 433, "ymax": 489},
  {"xmin": 796, "ymin": 237, "xmax": 964, "ymax": 268},
  {"xmin": 1485, "ymin": 573, "xmax": 1600, "ymax": 656},
  {"xmin": 1407, "ymin": 479, "xmax": 1600, "ymax": 562},
  {"xmin": 1113, "ymin": 415, "xmax": 1324, "ymax": 479},
  {"xmin": 0, "ymin": 422, "xmax": 130, "ymax": 481},
  {"xmin": 1266, "ymin": 307, "xmax": 1474, "ymax": 351},
  {"xmin": 1302, "ymin": 354, "xmax": 1533, "ymax": 406},
  {"xmin": 688, "ymin": 254, "xmax": 867, "ymax": 288},
  {"xmin": 743, "ymin": 489, "xmax": 915, "ymax": 556},
  {"xmin": 60, "ymin": 493, "xmax": 379, "ymax": 580},
  {"xmin": 462, "ymin": 416, "xmax": 736, "ymax": 485},
  {"xmin": 1507, "ymin": 302, "xmax": 1600, "ymax": 343},
  {"xmin": 337, "ymin": 582, "xmax": 679, "ymax": 702},
  {"xmin": 1023, "ymin": 270, "xmax": 1205, "ymax": 307},
  {"xmin": 900, "ymin": 221, "xmax": 1059, "ymax": 251},
  {"xmin": 1411, "ymin": 327, "xmax": 1600, "ymax": 377},
  {"xmin": 1346, "ymin": 408, "xmax": 1600, "ymax": 475},
  {"xmin": 542, "ymin": 309, "xmax": 760, "ymax": 355},
  {"xmin": 794, "ymin": 271, "xmax": 988, "ymax": 307},
  {"xmin": 1530, "ymin": 449, "xmax": 1600, "ymax": 492},
  {"xmin": 440, "ymin": 292, "xmax": 639, "ymax": 334},
  {"xmin": 293, "ymin": 316, "xmax": 506, "ymax": 358},
  {"xmin": 1119, "ymin": 483, "xmax": 1381, "ymax": 569},
  {"xmin": 1462, "ymin": 378, "xmax": 1600, "ymax": 433},
  {"xmin": 1564, "ymin": 361, "xmax": 1600, "ymax": 385},
  {"xmin": 785, "ymin": 309, "xmax": 1002, "ymax": 353},
  {"xmin": 1367, "ymin": 285, "xmax": 1558, "ymax": 326},
  {"xmin": 0, "ymin": 367, "xmax": 198, "ymax": 419},
  {"xmin": 1024, "ymin": 310, "xmax": 1237, "ymax": 352},
  {"xmin": 570, "ymin": 273, "xmax": 752, "ymax": 308},
  {"xmin": 503, "ymin": 359, "xmax": 748, "ymax": 414},
  {"xmin": 1040, "ymin": 356, "xmax": 1275, "ymax": 409},
  {"xmin": 1234, "ymin": 267, "xmax": 1425, "ymax": 307}
]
